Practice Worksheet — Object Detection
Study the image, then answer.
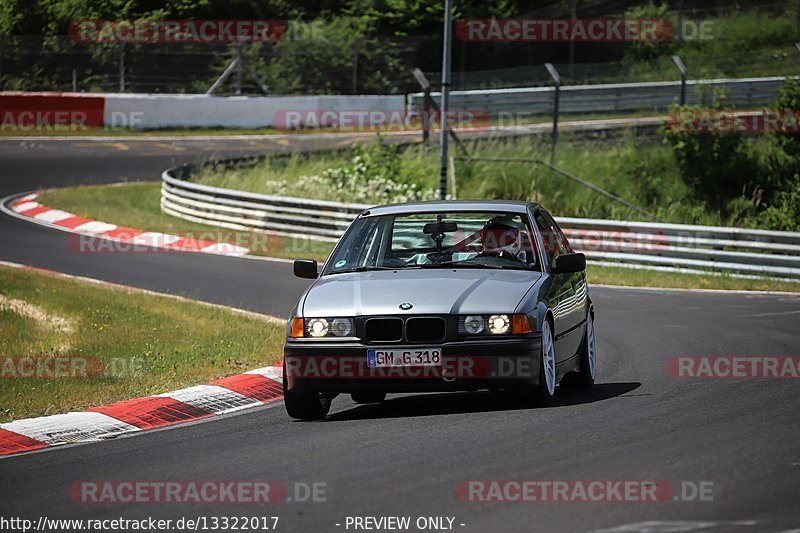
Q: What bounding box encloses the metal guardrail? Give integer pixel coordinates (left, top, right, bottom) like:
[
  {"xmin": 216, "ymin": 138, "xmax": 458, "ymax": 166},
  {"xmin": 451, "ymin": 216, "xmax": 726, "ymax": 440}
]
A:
[
  {"xmin": 161, "ymin": 165, "xmax": 366, "ymax": 241},
  {"xmin": 161, "ymin": 165, "xmax": 800, "ymax": 280},
  {"xmin": 407, "ymin": 76, "xmax": 788, "ymax": 117}
]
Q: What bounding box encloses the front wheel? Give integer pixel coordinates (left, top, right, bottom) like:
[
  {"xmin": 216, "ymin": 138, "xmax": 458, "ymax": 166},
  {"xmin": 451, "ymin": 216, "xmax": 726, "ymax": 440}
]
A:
[
  {"xmin": 577, "ymin": 311, "xmax": 597, "ymax": 387},
  {"xmin": 530, "ymin": 319, "xmax": 557, "ymax": 405},
  {"xmin": 283, "ymin": 369, "xmax": 332, "ymax": 421}
]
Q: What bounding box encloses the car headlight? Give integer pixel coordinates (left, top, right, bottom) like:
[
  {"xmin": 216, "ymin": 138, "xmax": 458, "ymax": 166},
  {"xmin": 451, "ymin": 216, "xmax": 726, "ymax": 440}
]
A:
[
  {"xmin": 463, "ymin": 315, "xmax": 486, "ymax": 334},
  {"xmin": 307, "ymin": 318, "xmax": 329, "ymax": 337},
  {"xmin": 298, "ymin": 317, "xmax": 355, "ymax": 338},
  {"xmin": 459, "ymin": 314, "xmax": 533, "ymax": 336},
  {"xmin": 488, "ymin": 314, "xmax": 510, "ymax": 334},
  {"xmin": 330, "ymin": 318, "xmax": 353, "ymax": 337}
]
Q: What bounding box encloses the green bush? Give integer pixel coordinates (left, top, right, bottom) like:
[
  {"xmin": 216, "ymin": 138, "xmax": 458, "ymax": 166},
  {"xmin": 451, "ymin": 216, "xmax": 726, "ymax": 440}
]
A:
[
  {"xmin": 298, "ymin": 141, "xmax": 438, "ymax": 204},
  {"xmin": 253, "ymin": 18, "xmax": 406, "ymax": 95},
  {"xmin": 622, "ymin": 2, "xmax": 677, "ymax": 61},
  {"xmin": 755, "ymin": 77, "xmax": 800, "ymax": 230},
  {"xmin": 760, "ymin": 174, "xmax": 800, "ymax": 231},
  {"xmin": 660, "ymin": 87, "xmax": 756, "ymax": 207}
]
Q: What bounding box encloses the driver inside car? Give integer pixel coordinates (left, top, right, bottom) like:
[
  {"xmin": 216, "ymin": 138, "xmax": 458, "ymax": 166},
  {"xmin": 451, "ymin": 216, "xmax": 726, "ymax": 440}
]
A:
[{"xmin": 478, "ymin": 218, "xmax": 524, "ymax": 261}]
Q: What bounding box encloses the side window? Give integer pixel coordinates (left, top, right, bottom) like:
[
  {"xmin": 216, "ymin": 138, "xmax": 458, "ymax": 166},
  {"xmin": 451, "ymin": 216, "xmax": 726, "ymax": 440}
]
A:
[
  {"xmin": 329, "ymin": 217, "xmax": 382, "ymax": 271},
  {"xmin": 540, "ymin": 210, "xmax": 571, "ymax": 254},
  {"xmin": 534, "ymin": 210, "xmax": 569, "ymax": 268}
]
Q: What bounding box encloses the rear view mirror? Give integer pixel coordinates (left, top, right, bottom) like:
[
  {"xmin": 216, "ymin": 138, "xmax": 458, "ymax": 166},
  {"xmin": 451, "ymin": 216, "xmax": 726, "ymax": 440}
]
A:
[
  {"xmin": 423, "ymin": 221, "xmax": 458, "ymax": 234},
  {"xmin": 293, "ymin": 259, "xmax": 319, "ymax": 279},
  {"xmin": 553, "ymin": 253, "xmax": 586, "ymax": 274}
]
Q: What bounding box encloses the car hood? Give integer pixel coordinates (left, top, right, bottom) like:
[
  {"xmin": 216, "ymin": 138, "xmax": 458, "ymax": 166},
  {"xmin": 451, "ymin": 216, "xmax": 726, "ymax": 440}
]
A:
[{"xmin": 302, "ymin": 269, "xmax": 541, "ymax": 316}]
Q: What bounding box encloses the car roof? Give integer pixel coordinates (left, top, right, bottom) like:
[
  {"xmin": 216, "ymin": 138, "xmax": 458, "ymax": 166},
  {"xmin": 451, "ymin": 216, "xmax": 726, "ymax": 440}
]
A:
[{"xmin": 363, "ymin": 200, "xmax": 541, "ymax": 217}]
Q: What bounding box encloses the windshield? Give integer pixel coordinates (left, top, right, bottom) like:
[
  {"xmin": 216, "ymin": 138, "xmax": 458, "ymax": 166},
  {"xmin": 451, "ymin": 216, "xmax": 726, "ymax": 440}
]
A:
[{"xmin": 323, "ymin": 211, "xmax": 540, "ymax": 275}]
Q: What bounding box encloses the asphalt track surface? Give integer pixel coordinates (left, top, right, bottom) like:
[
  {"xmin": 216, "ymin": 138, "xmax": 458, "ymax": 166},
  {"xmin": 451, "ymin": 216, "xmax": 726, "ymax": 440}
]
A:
[{"xmin": 1, "ymin": 136, "xmax": 799, "ymax": 533}]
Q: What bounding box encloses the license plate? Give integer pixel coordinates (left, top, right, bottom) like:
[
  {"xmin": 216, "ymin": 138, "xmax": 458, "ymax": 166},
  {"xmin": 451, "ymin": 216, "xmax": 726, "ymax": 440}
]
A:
[{"xmin": 367, "ymin": 348, "xmax": 442, "ymax": 368}]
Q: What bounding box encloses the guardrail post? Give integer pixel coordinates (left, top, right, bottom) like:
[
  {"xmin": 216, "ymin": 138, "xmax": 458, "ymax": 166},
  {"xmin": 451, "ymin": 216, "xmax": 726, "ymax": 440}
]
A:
[
  {"xmin": 672, "ymin": 55, "xmax": 687, "ymax": 105},
  {"xmin": 545, "ymin": 63, "xmax": 561, "ymax": 164}
]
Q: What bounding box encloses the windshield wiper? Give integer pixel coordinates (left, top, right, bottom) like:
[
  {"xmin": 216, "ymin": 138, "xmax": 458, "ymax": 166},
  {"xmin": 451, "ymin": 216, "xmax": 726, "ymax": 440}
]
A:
[
  {"xmin": 326, "ymin": 266, "xmax": 399, "ymax": 275},
  {"xmin": 353, "ymin": 266, "xmax": 400, "ymax": 272}
]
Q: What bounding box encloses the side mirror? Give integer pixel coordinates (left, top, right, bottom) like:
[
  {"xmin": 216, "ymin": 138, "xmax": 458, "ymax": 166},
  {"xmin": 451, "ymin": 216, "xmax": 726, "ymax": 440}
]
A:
[
  {"xmin": 553, "ymin": 253, "xmax": 586, "ymax": 274},
  {"xmin": 293, "ymin": 259, "xmax": 319, "ymax": 279}
]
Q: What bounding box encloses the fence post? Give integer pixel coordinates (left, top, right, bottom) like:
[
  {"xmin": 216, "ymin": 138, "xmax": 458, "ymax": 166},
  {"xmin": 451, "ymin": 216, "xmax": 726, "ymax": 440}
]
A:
[
  {"xmin": 672, "ymin": 55, "xmax": 687, "ymax": 105},
  {"xmin": 235, "ymin": 43, "xmax": 243, "ymax": 95},
  {"xmin": 545, "ymin": 63, "xmax": 561, "ymax": 164},
  {"xmin": 423, "ymin": 88, "xmax": 432, "ymax": 143},
  {"xmin": 568, "ymin": 0, "xmax": 578, "ymax": 78},
  {"xmin": 351, "ymin": 37, "xmax": 363, "ymax": 94},
  {"xmin": 118, "ymin": 43, "xmax": 125, "ymax": 92},
  {"xmin": 439, "ymin": 0, "xmax": 454, "ymax": 201},
  {"xmin": 412, "ymin": 68, "xmax": 433, "ymax": 143},
  {"xmin": 448, "ymin": 156, "xmax": 457, "ymax": 199}
]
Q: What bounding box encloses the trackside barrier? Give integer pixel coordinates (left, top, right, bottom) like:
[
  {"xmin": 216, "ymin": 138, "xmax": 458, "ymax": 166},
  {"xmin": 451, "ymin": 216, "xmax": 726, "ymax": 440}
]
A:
[
  {"xmin": 1, "ymin": 75, "xmax": 790, "ymax": 130},
  {"xmin": 161, "ymin": 164, "xmax": 800, "ymax": 279},
  {"xmin": 407, "ymin": 76, "xmax": 789, "ymax": 118}
]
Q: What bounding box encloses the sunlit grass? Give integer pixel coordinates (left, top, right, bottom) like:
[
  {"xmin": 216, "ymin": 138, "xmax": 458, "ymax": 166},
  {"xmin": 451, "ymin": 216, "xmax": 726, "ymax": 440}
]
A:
[{"xmin": 0, "ymin": 265, "xmax": 285, "ymax": 422}]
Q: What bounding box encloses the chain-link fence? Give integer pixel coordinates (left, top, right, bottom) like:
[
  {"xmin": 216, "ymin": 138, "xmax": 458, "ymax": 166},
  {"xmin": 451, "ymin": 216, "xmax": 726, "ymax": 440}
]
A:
[{"xmin": 0, "ymin": 0, "xmax": 795, "ymax": 95}]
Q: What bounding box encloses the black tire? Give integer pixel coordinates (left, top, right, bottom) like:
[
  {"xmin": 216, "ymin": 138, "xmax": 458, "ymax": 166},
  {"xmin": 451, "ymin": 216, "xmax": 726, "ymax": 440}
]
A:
[
  {"xmin": 575, "ymin": 311, "xmax": 597, "ymax": 388},
  {"xmin": 350, "ymin": 392, "xmax": 387, "ymax": 404},
  {"xmin": 283, "ymin": 368, "xmax": 331, "ymax": 421},
  {"xmin": 529, "ymin": 318, "xmax": 556, "ymax": 406}
]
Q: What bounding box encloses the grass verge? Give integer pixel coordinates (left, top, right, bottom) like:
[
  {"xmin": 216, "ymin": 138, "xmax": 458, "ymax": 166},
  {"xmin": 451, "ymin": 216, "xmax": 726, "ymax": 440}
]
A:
[
  {"xmin": 587, "ymin": 265, "xmax": 800, "ymax": 294},
  {"xmin": 0, "ymin": 264, "xmax": 285, "ymax": 423}
]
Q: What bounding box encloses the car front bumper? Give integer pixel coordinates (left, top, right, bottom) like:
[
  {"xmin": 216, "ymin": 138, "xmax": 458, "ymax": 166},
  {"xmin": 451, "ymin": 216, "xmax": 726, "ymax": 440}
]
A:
[{"xmin": 283, "ymin": 335, "xmax": 542, "ymax": 394}]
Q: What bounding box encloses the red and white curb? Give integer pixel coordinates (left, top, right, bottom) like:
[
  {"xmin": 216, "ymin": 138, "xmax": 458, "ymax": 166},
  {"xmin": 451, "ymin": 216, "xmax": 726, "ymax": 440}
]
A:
[
  {"xmin": 0, "ymin": 366, "xmax": 283, "ymax": 457},
  {"xmin": 5, "ymin": 193, "xmax": 249, "ymax": 257},
  {"xmin": 0, "ymin": 260, "xmax": 286, "ymax": 458}
]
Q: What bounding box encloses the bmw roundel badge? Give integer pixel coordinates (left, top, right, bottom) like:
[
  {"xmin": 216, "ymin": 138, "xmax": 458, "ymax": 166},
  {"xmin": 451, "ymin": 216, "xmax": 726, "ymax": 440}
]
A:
[{"xmin": 399, "ymin": 303, "xmax": 413, "ymax": 310}]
